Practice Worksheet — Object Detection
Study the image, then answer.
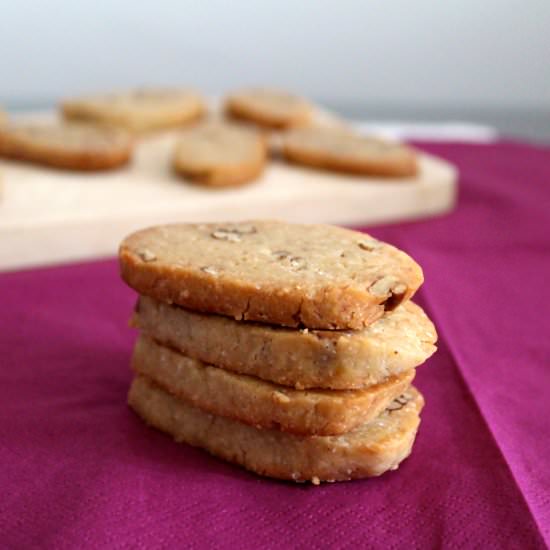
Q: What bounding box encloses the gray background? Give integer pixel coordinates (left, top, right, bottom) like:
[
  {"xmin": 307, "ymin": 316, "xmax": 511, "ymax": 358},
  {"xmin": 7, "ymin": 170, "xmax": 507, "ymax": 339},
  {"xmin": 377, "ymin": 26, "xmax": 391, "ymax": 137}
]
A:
[{"xmin": 1, "ymin": 0, "xmax": 549, "ymax": 140}]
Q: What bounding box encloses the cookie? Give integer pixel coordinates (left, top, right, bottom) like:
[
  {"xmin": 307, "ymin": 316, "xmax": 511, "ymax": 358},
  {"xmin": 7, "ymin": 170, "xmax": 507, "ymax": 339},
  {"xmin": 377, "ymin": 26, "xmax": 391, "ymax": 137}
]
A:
[
  {"xmin": 0, "ymin": 123, "xmax": 133, "ymax": 171},
  {"xmin": 119, "ymin": 221, "xmax": 424, "ymax": 330},
  {"xmin": 282, "ymin": 126, "xmax": 418, "ymax": 177},
  {"xmin": 225, "ymin": 88, "xmax": 313, "ymax": 130},
  {"xmin": 129, "ymin": 375, "xmax": 424, "ymax": 482},
  {"xmin": 132, "ymin": 335, "xmax": 415, "ymax": 435},
  {"xmin": 62, "ymin": 88, "xmax": 205, "ymax": 133},
  {"xmin": 173, "ymin": 122, "xmax": 267, "ymax": 187},
  {"xmin": 133, "ymin": 296, "xmax": 436, "ymax": 389}
]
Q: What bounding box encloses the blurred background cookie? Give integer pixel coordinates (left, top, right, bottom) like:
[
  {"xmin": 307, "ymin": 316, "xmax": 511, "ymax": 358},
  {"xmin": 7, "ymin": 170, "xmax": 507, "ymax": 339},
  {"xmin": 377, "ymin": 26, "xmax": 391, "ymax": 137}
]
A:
[
  {"xmin": 225, "ymin": 88, "xmax": 313, "ymax": 130},
  {"xmin": 173, "ymin": 122, "xmax": 267, "ymax": 187},
  {"xmin": 62, "ymin": 89, "xmax": 205, "ymax": 133},
  {"xmin": 0, "ymin": 122, "xmax": 133, "ymax": 171},
  {"xmin": 282, "ymin": 126, "xmax": 418, "ymax": 178}
]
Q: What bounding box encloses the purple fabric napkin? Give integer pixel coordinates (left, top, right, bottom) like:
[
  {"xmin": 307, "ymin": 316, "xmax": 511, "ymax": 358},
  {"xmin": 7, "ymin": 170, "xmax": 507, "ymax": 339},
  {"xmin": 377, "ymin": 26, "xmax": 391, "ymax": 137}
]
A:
[{"xmin": 1, "ymin": 141, "xmax": 549, "ymax": 548}]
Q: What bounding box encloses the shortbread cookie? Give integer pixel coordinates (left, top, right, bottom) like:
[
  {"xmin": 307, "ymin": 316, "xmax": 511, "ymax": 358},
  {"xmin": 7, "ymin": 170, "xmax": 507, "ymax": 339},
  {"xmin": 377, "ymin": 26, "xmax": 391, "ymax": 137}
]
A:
[
  {"xmin": 119, "ymin": 221, "xmax": 423, "ymax": 329},
  {"xmin": 129, "ymin": 375, "xmax": 424, "ymax": 482},
  {"xmin": 173, "ymin": 122, "xmax": 267, "ymax": 187},
  {"xmin": 225, "ymin": 89, "xmax": 313, "ymax": 130},
  {"xmin": 133, "ymin": 297, "xmax": 436, "ymax": 389},
  {"xmin": 62, "ymin": 89, "xmax": 205, "ymax": 133},
  {"xmin": 282, "ymin": 127, "xmax": 418, "ymax": 177},
  {"xmin": 0, "ymin": 123, "xmax": 132, "ymax": 171},
  {"xmin": 132, "ymin": 335, "xmax": 415, "ymax": 435}
]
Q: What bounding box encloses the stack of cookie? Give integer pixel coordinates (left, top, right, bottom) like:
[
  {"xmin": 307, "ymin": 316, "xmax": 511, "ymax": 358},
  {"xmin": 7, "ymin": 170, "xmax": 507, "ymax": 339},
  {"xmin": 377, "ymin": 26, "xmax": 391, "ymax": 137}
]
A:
[{"xmin": 120, "ymin": 220, "xmax": 437, "ymax": 483}]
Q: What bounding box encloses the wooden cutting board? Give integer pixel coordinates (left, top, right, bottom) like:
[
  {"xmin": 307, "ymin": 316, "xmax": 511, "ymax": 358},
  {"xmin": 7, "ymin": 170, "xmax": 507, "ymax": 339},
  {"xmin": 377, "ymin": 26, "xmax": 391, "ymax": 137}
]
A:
[{"xmin": 0, "ymin": 110, "xmax": 457, "ymax": 271}]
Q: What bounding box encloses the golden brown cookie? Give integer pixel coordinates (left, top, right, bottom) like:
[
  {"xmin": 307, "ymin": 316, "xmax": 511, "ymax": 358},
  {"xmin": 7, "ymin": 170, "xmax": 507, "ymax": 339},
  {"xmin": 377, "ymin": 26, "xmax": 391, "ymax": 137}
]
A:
[
  {"xmin": 0, "ymin": 122, "xmax": 133, "ymax": 171},
  {"xmin": 62, "ymin": 88, "xmax": 205, "ymax": 133},
  {"xmin": 129, "ymin": 375, "xmax": 424, "ymax": 483},
  {"xmin": 132, "ymin": 335, "xmax": 415, "ymax": 435},
  {"xmin": 133, "ymin": 296, "xmax": 436, "ymax": 389},
  {"xmin": 173, "ymin": 122, "xmax": 267, "ymax": 187},
  {"xmin": 119, "ymin": 221, "xmax": 424, "ymax": 330},
  {"xmin": 225, "ymin": 88, "xmax": 313, "ymax": 130},
  {"xmin": 282, "ymin": 126, "xmax": 418, "ymax": 177}
]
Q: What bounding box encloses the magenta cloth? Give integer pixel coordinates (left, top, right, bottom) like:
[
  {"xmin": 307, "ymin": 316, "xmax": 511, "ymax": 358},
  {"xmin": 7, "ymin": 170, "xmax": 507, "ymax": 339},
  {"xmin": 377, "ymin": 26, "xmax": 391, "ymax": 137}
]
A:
[{"xmin": 1, "ymin": 141, "xmax": 549, "ymax": 549}]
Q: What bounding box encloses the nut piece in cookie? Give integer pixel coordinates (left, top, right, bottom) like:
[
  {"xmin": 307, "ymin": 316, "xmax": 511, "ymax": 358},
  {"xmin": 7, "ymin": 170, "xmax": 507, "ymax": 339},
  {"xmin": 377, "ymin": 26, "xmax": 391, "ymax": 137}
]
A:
[
  {"xmin": 173, "ymin": 122, "xmax": 267, "ymax": 187},
  {"xmin": 0, "ymin": 122, "xmax": 133, "ymax": 171},
  {"xmin": 282, "ymin": 126, "xmax": 418, "ymax": 178},
  {"xmin": 225, "ymin": 88, "xmax": 313, "ymax": 130},
  {"xmin": 62, "ymin": 88, "xmax": 206, "ymax": 133}
]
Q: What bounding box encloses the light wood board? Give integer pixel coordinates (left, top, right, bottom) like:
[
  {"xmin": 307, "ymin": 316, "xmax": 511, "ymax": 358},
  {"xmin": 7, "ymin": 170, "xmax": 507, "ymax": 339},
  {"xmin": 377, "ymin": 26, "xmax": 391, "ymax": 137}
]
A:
[{"xmin": 0, "ymin": 110, "xmax": 457, "ymax": 271}]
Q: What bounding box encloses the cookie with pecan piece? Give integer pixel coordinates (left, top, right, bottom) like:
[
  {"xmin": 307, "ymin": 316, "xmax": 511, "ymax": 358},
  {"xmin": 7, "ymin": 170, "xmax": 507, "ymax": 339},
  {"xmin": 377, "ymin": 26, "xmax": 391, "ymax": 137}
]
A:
[
  {"xmin": 0, "ymin": 122, "xmax": 132, "ymax": 171},
  {"xmin": 119, "ymin": 220, "xmax": 423, "ymax": 329},
  {"xmin": 129, "ymin": 375, "xmax": 424, "ymax": 483},
  {"xmin": 282, "ymin": 126, "xmax": 418, "ymax": 177},
  {"xmin": 173, "ymin": 122, "xmax": 266, "ymax": 187},
  {"xmin": 62, "ymin": 88, "xmax": 205, "ymax": 133},
  {"xmin": 132, "ymin": 334, "xmax": 415, "ymax": 435},
  {"xmin": 225, "ymin": 88, "xmax": 313, "ymax": 130},
  {"xmin": 132, "ymin": 296, "xmax": 436, "ymax": 389}
]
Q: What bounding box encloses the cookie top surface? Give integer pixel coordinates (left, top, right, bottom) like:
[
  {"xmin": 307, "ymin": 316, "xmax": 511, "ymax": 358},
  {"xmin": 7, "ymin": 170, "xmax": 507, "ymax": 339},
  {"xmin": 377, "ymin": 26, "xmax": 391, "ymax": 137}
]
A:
[
  {"xmin": 64, "ymin": 88, "xmax": 203, "ymax": 112},
  {"xmin": 225, "ymin": 88, "xmax": 313, "ymax": 128},
  {"xmin": 0, "ymin": 123, "xmax": 131, "ymax": 152},
  {"xmin": 62, "ymin": 88, "xmax": 205, "ymax": 131},
  {"xmin": 283, "ymin": 126, "xmax": 418, "ymax": 176},
  {"xmin": 174, "ymin": 122, "xmax": 265, "ymax": 169},
  {"xmin": 119, "ymin": 220, "xmax": 423, "ymax": 329}
]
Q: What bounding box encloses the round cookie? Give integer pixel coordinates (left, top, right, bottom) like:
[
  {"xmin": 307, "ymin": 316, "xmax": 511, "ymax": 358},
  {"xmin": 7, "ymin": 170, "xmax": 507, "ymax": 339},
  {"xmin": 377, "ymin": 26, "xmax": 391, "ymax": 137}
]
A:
[
  {"xmin": 225, "ymin": 88, "xmax": 313, "ymax": 130},
  {"xmin": 0, "ymin": 123, "xmax": 133, "ymax": 171},
  {"xmin": 173, "ymin": 122, "xmax": 267, "ymax": 187},
  {"xmin": 282, "ymin": 126, "xmax": 419, "ymax": 177},
  {"xmin": 119, "ymin": 220, "xmax": 424, "ymax": 330},
  {"xmin": 62, "ymin": 88, "xmax": 206, "ymax": 133},
  {"xmin": 129, "ymin": 375, "xmax": 425, "ymax": 483},
  {"xmin": 134, "ymin": 296, "xmax": 437, "ymax": 390}
]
